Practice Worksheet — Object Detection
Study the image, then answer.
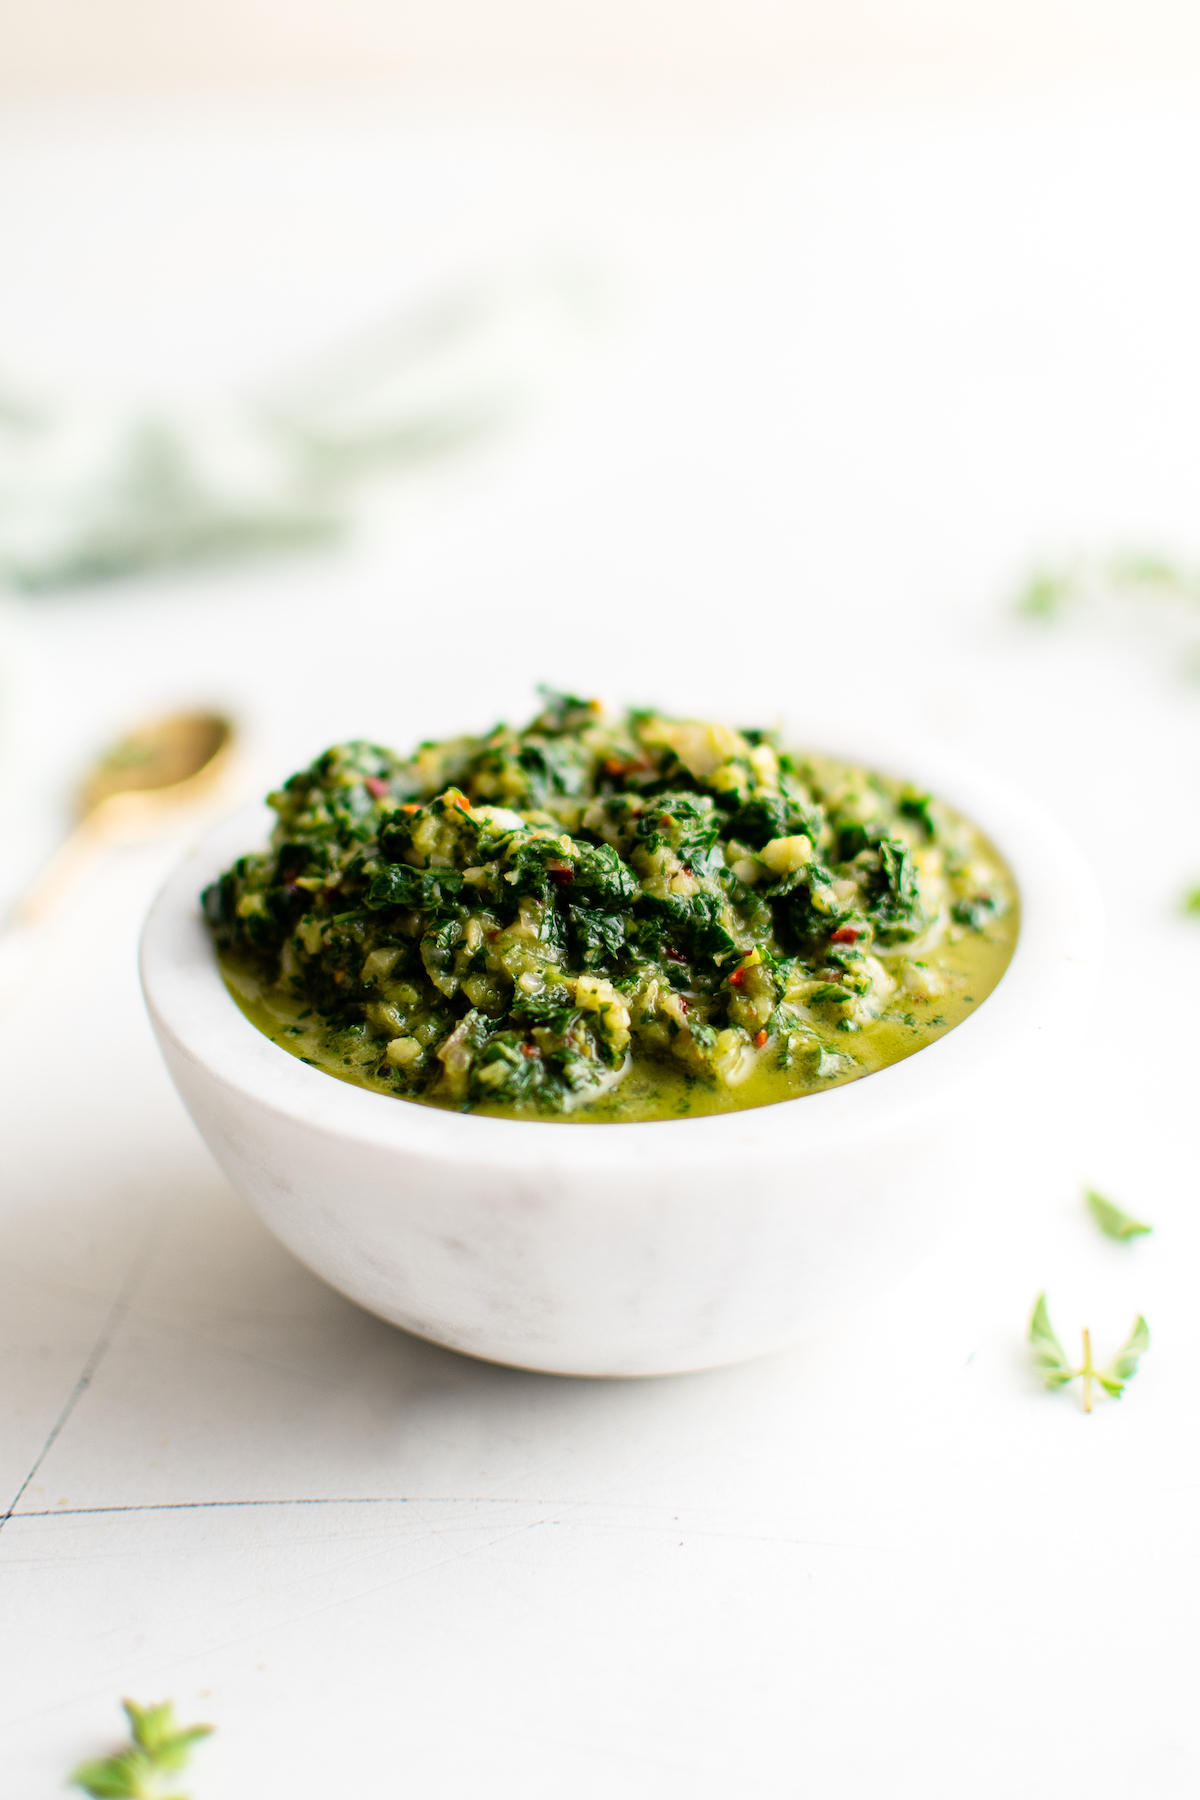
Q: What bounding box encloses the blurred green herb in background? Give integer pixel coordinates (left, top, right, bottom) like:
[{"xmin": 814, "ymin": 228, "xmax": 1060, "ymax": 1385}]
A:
[
  {"xmin": 70, "ymin": 1700, "xmax": 212, "ymax": 1800},
  {"xmin": 0, "ymin": 261, "xmax": 598, "ymax": 595},
  {"xmin": 1016, "ymin": 549, "xmax": 1200, "ymax": 624},
  {"xmin": 10, "ymin": 421, "xmax": 344, "ymax": 594},
  {"xmin": 1017, "ymin": 549, "xmax": 1200, "ymax": 915}
]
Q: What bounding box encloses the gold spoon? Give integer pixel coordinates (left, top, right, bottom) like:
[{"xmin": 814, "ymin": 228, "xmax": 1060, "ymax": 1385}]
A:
[{"xmin": 15, "ymin": 710, "xmax": 235, "ymax": 926}]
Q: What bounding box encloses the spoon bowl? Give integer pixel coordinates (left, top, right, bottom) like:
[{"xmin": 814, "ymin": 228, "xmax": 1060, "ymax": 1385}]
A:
[
  {"xmin": 15, "ymin": 709, "xmax": 234, "ymax": 925},
  {"xmin": 78, "ymin": 710, "xmax": 234, "ymax": 838}
]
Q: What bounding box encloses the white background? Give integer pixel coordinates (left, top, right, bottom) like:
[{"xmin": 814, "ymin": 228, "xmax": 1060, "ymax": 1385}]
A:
[{"xmin": 2, "ymin": 89, "xmax": 1200, "ymax": 1797}]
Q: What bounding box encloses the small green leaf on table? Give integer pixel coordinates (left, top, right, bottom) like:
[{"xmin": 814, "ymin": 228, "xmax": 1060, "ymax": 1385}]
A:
[
  {"xmin": 70, "ymin": 1700, "xmax": 213, "ymax": 1800},
  {"xmin": 1086, "ymin": 1189, "xmax": 1152, "ymax": 1240},
  {"xmin": 1028, "ymin": 1293, "xmax": 1076, "ymax": 1389}
]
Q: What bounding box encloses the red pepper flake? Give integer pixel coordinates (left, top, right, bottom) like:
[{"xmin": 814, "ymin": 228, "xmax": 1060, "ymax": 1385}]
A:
[
  {"xmin": 547, "ymin": 863, "xmax": 575, "ymax": 884},
  {"xmin": 400, "ymin": 803, "xmax": 420, "ymax": 814},
  {"xmin": 831, "ymin": 926, "xmax": 860, "ymax": 945},
  {"xmin": 521, "ymin": 1042, "xmax": 541, "ymax": 1058},
  {"xmin": 678, "ymin": 995, "xmax": 689, "ymax": 1013},
  {"xmin": 604, "ymin": 753, "xmax": 652, "ymax": 778},
  {"xmin": 664, "ymin": 946, "xmax": 687, "ymax": 964},
  {"xmin": 754, "ymin": 1029, "xmax": 768, "ymax": 1048},
  {"xmin": 729, "ymin": 967, "xmax": 746, "ymax": 987},
  {"xmin": 454, "ymin": 793, "xmax": 472, "ymax": 813},
  {"xmin": 364, "ymin": 776, "xmax": 389, "ymax": 799}
]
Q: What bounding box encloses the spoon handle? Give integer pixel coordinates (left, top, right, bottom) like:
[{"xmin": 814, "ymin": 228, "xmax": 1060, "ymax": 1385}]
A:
[{"xmin": 11, "ymin": 811, "xmax": 110, "ymax": 928}]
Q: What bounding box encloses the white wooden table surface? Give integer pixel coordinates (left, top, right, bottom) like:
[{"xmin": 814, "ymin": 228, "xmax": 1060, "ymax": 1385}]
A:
[{"xmin": 2, "ymin": 93, "xmax": 1199, "ymax": 1798}]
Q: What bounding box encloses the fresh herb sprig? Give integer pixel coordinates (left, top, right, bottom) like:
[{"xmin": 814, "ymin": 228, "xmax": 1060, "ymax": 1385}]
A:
[
  {"xmin": 1086, "ymin": 1189, "xmax": 1152, "ymax": 1240},
  {"xmin": 70, "ymin": 1700, "xmax": 212, "ymax": 1800},
  {"xmin": 1028, "ymin": 1293, "xmax": 1149, "ymax": 1413}
]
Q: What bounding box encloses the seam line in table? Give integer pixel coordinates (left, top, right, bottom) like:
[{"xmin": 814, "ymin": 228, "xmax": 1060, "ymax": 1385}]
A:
[
  {"xmin": 0, "ymin": 1217, "xmax": 159, "ymax": 1535},
  {"xmin": 4, "ymin": 1497, "xmax": 876, "ymax": 1554}
]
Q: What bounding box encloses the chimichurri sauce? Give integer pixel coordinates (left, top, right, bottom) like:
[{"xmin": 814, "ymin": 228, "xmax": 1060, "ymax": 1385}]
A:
[{"xmin": 206, "ymin": 692, "xmax": 1018, "ymax": 1123}]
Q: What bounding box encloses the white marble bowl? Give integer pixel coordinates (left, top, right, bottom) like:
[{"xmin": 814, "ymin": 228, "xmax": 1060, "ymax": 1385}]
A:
[{"xmin": 140, "ymin": 732, "xmax": 1101, "ymax": 1377}]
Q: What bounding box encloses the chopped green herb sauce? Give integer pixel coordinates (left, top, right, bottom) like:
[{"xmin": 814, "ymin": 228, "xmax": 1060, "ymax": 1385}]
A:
[{"xmin": 205, "ymin": 690, "xmax": 1018, "ymax": 1122}]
